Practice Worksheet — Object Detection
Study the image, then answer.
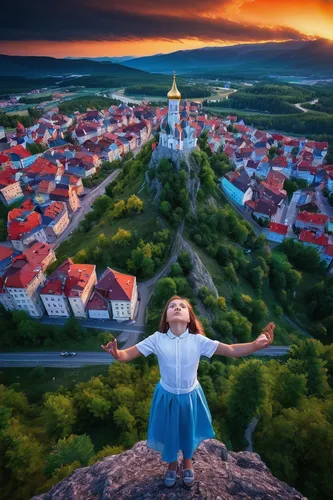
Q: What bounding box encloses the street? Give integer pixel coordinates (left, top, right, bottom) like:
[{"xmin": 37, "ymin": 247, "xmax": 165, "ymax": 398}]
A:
[
  {"xmin": 53, "ymin": 169, "xmax": 120, "ymax": 249},
  {"xmin": 315, "ymin": 185, "xmax": 333, "ymax": 218},
  {"xmin": 0, "ymin": 345, "xmax": 290, "ymax": 367}
]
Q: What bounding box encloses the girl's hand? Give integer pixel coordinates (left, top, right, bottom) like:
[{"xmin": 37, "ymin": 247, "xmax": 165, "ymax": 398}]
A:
[
  {"xmin": 254, "ymin": 322, "xmax": 275, "ymax": 350},
  {"xmin": 101, "ymin": 339, "xmax": 121, "ymax": 360}
]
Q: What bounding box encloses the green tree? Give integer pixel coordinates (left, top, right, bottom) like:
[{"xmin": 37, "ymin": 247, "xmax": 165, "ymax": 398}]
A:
[
  {"xmin": 126, "ymin": 194, "xmax": 143, "ymax": 214},
  {"xmin": 43, "ymin": 393, "xmax": 77, "ymax": 439},
  {"xmin": 226, "ymin": 359, "xmax": 267, "ymax": 449},
  {"xmin": 44, "ymin": 434, "xmax": 95, "ymax": 477}
]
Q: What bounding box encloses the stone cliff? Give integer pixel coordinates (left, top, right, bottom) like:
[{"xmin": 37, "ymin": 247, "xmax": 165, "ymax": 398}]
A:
[{"xmin": 32, "ymin": 439, "xmax": 307, "ymax": 500}]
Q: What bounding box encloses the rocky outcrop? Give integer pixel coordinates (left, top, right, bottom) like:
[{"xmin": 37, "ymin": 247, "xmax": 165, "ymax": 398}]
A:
[
  {"xmin": 179, "ymin": 237, "xmax": 219, "ymax": 299},
  {"xmin": 146, "ymin": 145, "xmax": 201, "ymax": 214},
  {"xmin": 31, "ymin": 439, "xmax": 307, "ymax": 500}
]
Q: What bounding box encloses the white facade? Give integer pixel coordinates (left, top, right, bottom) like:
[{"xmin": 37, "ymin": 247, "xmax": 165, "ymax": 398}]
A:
[
  {"xmin": 88, "ymin": 309, "xmax": 110, "ymax": 319},
  {"xmin": 0, "ymin": 182, "xmax": 24, "ymax": 206},
  {"xmin": 111, "ymin": 300, "xmax": 132, "ymax": 321},
  {"xmin": 40, "ymin": 294, "xmax": 71, "ymax": 317},
  {"xmin": 0, "ymin": 291, "xmax": 16, "ymax": 311},
  {"xmin": 68, "ymin": 270, "xmax": 97, "ymax": 318},
  {"xmin": 6, "ymin": 271, "xmax": 46, "ymax": 317}
]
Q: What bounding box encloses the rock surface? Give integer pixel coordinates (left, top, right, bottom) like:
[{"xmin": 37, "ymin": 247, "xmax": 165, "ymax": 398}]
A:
[{"xmin": 31, "ymin": 439, "xmax": 307, "ymax": 500}]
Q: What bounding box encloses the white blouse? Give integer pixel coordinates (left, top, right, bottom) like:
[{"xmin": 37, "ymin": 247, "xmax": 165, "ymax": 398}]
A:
[{"xmin": 136, "ymin": 328, "xmax": 219, "ymax": 395}]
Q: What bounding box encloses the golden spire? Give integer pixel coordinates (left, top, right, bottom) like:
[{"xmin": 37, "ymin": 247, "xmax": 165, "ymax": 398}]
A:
[{"xmin": 167, "ymin": 72, "xmax": 181, "ymax": 100}]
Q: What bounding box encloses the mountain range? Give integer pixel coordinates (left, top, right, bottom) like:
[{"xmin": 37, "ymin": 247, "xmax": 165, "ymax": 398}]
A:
[
  {"xmin": 0, "ymin": 55, "xmax": 144, "ymax": 78},
  {"xmin": 122, "ymin": 39, "xmax": 333, "ymax": 77},
  {"xmin": 1, "ymin": 39, "xmax": 333, "ymax": 79}
]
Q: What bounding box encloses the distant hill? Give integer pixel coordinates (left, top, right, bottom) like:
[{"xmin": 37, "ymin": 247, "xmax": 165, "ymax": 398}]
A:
[
  {"xmin": 0, "ymin": 55, "xmax": 145, "ymax": 78},
  {"xmin": 65, "ymin": 56, "xmax": 135, "ymax": 63},
  {"xmin": 121, "ymin": 39, "xmax": 333, "ymax": 77}
]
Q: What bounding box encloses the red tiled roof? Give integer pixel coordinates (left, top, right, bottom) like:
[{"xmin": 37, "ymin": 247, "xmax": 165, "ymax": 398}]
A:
[
  {"xmin": 86, "ymin": 290, "xmax": 108, "ymax": 311},
  {"xmin": 40, "ymin": 278, "xmax": 63, "ymax": 295},
  {"xmin": 20, "ymin": 199, "xmax": 34, "ymax": 211},
  {"xmin": 4, "ymin": 145, "xmax": 31, "ymax": 159},
  {"xmin": 269, "ymin": 222, "xmax": 288, "ymax": 235},
  {"xmin": 299, "ymin": 230, "xmax": 328, "ymax": 247},
  {"xmin": 64, "ymin": 264, "xmax": 95, "ymax": 297},
  {"xmin": 50, "ymin": 187, "xmax": 70, "ymax": 198},
  {"xmin": 0, "ymin": 246, "xmax": 15, "ymax": 261},
  {"xmin": 0, "ymin": 169, "xmax": 18, "ymax": 187},
  {"xmin": 96, "ymin": 267, "xmax": 135, "ymax": 301},
  {"xmin": 44, "ymin": 201, "xmax": 65, "ymax": 218},
  {"xmin": 21, "ymin": 242, "xmax": 53, "ymax": 270},
  {"xmin": 0, "ymin": 154, "xmax": 10, "ymax": 164},
  {"xmin": 324, "ymin": 244, "xmax": 333, "ymax": 257},
  {"xmin": 296, "ymin": 211, "xmax": 328, "ymax": 225},
  {"xmin": 8, "ymin": 211, "xmax": 41, "ymax": 240},
  {"xmin": 5, "ymin": 266, "xmax": 40, "ymax": 288}
]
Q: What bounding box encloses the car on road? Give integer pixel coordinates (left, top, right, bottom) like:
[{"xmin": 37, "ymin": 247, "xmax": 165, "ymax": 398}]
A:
[{"xmin": 60, "ymin": 352, "xmax": 76, "ymax": 357}]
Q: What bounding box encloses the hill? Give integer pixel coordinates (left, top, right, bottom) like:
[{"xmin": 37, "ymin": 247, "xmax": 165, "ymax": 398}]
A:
[
  {"xmin": 0, "ymin": 54, "xmax": 148, "ymax": 78},
  {"xmin": 121, "ymin": 39, "xmax": 333, "ymax": 77},
  {"xmin": 31, "ymin": 440, "xmax": 306, "ymax": 499}
]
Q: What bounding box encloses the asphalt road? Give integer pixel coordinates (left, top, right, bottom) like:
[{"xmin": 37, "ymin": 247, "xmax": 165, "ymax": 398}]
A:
[
  {"xmin": 0, "ymin": 346, "xmax": 290, "ymax": 368},
  {"xmin": 52, "ymin": 169, "xmax": 120, "ymax": 250}
]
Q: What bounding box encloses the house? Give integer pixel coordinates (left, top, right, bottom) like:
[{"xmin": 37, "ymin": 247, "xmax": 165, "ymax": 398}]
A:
[
  {"xmin": 3, "ymin": 145, "xmax": 36, "ymax": 169},
  {"xmin": 221, "ymin": 169, "xmax": 253, "ymax": 206},
  {"xmin": 299, "ymin": 230, "xmax": 329, "ymax": 251},
  {"xmin": 20, "ymin": 242, "xmax": 56, "ymax": 272},
  {"xmin": 41, "ymin": 201, "xmax": 70, "ymax": 240},
  {"xmin": 0, "ymin": 246, "xmax": 20, "ymax": 273},
  {"xmin": 2, "ymin": 265, "xmax": 46, "ymax": 317},
  {"xmin": 50, "ymin": 185, "xmax": 80, "ymax": 213},
  {"xmin": 295, "ymin": 211, "xmax": 328, "ymax": 232},
  {"xmin": 95, "ymin": 267, "xmax": 138, "ymax": 322},
  {"xmin": 0, "ymin": 170, "xmax": 24, "ymax": 206},
  {"xmin": 86, "ymin": 290, "xmax": 110, "ymax": 319},
  {"xmin": 321, "ymin": 244, "xmax": 333, "ymax": 267},
  {"xmin": 266, "ymin": 222, "xmax": 289, "ymax": 243},
  {"xmin": 7, "ymin": 211, "xmax": 48, "ymax": 250},
  {"xmin": 40, "ymin": 258, "xmax": 97, "ymax": 318},
  {"xmin": 246, "ymin": 199, "xmax": 277, "ymax": 221}
]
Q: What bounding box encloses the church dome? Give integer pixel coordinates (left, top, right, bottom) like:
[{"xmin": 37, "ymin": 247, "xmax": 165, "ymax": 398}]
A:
[{"xmin": 167, "ymin": 74, "xmax": 181, "ymax": 100}]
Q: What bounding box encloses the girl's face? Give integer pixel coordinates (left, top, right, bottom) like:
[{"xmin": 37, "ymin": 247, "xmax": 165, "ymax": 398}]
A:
[{"xmin": 166, "ymin": 299, "xmax": 190, "ymax": 326}]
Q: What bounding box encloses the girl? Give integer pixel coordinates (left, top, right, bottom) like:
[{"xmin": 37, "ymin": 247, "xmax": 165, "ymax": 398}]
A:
[{"xmin": 101, "ymin": 295, "xmax": 275, "ymax": 488}]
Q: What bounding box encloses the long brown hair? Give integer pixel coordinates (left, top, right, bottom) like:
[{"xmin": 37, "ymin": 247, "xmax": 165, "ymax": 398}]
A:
[{"xmin": 159, "ymin": 295, "xmax": 205, "ymax": 336}]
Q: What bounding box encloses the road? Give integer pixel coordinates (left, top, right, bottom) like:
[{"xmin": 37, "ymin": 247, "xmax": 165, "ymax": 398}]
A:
[
  {"xmin": 40, "ymin": 317, "xmax": 144, "ymax": 334},
  {"xmin": 294, "ymin": 98, "xmax": 318, "ymax": 113},
  {"xmin": 111, "ymin": 88, "xmax": 143, "ymax": 105},
  {"xmin": 135, "ymin": 222, "xmax": 184, "ymax": 326},
  {"xmin": 52, "ymin": 134, "xmax": 153, "ymax": 250},
  {"xmin": 53, "ymin": 169, "xmax": 120, "ymax": 249},
  {"xmin": 315, "ymin": 185, "xmax": 333, "ymax": 218},
  {"xmin": 0, "ymin": 345, "xmax": 290, "ymax": 367}
]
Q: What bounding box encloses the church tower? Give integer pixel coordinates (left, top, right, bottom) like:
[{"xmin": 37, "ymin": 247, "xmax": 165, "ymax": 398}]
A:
[{"xmin": 167, "ymin": 73, "xmax": 181, "ymax": 134}]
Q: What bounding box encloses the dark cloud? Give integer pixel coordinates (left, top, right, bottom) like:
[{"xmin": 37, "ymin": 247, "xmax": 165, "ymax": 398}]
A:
[{"xmin": 1, "ymin": 0, "xmax": 307, "ymax": 42}]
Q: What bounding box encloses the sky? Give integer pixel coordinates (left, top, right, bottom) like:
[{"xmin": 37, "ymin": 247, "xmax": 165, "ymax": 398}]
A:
[{"xmin": 1, "ymin": 0, "xmax": 333, "ymax": 58}]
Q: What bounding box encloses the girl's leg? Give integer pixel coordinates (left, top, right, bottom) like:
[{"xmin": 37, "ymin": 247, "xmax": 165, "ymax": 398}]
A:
[
  {"xmin": 167, "ymin": 460, "xmax": 178, "ymax": 471},
  {"xmin": 183, "ymin": 457, "xmax": 193, "ymax": 469}
]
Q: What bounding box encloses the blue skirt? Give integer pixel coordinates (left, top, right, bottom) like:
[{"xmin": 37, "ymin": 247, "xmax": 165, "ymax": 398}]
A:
[{"xmin": 146, "ymin": 380, "xmax": 215, "ymax": 463}]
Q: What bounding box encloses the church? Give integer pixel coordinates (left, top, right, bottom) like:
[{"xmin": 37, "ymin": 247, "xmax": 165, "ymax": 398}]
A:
[{"xmin": 159, "ymin": 74, "xmax": 198, "ymax": 151}]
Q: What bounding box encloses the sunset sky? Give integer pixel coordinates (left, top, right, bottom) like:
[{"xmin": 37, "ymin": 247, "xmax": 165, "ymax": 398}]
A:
[{"xmin": 1, "ymin": 0, "xmax": 333, "ymax": 58}]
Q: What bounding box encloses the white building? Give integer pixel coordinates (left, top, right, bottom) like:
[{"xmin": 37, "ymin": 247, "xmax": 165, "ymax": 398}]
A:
[
  {"xmin": 159, "ymin": 74, "xmax": 197, "ymax": 151},
  {"xmin": 95, "ymin": 267, "xmax": 138, "ymax": 322},
  {"xmin": 40, "ymin": 258, "xmax": 97, "ymax": 318},
  {"xmin": 3, "ymin": 266, "xmax": 46, "ymax": 317}
]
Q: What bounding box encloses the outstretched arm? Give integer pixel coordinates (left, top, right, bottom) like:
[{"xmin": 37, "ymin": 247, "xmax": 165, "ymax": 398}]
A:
[
  {"xmin": 101, "ymin": 339, "xmax": 143, "ymax": 362},
  {"xmin": 214, "ymin": 322, "xmax": 275, "ymax": 358}
]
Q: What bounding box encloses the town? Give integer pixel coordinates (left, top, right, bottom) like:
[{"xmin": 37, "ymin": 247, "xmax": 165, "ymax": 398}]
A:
[{"xmin": 0, "ymin": 76, "xmax": 332, "ymax": 324}]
